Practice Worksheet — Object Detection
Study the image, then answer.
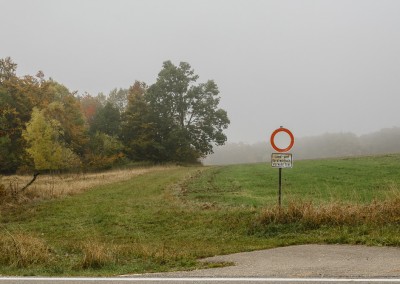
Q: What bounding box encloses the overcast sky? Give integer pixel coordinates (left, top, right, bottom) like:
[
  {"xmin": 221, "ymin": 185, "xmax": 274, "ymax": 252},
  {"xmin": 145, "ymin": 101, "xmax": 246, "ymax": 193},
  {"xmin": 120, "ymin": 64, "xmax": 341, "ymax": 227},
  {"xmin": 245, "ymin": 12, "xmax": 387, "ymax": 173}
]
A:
[{"xmin": 1, "ymin": 0, "xmax": 400, "ymax": 143}]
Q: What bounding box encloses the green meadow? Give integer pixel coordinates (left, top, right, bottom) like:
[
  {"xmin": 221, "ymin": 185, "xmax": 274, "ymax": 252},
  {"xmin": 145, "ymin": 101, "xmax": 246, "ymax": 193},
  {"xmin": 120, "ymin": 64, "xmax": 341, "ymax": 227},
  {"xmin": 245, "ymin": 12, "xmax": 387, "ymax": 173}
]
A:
[
  {"xmin": 0, "ymin": 154, "xmax": 399, "ymax": 276},
  {"xmin": 188, "ymin": 154, "xmax": 400, "ymax": 206}
]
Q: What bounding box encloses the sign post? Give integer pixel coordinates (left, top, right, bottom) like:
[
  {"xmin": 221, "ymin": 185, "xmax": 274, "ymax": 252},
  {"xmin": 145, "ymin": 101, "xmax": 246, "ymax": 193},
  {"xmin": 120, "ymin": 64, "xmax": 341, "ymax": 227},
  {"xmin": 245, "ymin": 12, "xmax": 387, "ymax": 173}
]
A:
[
  {"xmin": 270, "ymin": 126, "xmax": 294, "ymax": 207},
  {"xmin": 279, "ymin": 167, "xmax": 282, "ymax": 207}
]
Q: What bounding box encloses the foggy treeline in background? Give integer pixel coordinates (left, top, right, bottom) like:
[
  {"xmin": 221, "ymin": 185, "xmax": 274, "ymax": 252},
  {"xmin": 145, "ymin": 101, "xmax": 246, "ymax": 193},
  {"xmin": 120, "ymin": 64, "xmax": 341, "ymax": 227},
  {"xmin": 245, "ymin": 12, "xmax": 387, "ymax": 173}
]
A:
[{"xmin": 204, "ymin": 128, "xmax": 400, "ymax": 165}]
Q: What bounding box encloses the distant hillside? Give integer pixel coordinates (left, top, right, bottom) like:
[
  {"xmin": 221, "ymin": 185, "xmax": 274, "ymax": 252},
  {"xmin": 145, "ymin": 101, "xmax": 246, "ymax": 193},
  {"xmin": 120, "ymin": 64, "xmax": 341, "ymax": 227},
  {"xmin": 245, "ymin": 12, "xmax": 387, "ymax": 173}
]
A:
[{"xmin": 204, "ymin": 127, "xmax": 400, "ymax": 165}]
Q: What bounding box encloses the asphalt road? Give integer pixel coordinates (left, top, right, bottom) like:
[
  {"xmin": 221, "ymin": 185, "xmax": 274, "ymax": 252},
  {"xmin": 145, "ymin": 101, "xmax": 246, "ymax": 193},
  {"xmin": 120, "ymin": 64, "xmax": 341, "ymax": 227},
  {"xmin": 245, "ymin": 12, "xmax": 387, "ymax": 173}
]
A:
[
  {"xmin": 1, "ymin": 245, "xmax": 400, "ymax": 284},
  {"xmin": 153, "ymin": 244, "xmax": 400, "ymax": 278}
]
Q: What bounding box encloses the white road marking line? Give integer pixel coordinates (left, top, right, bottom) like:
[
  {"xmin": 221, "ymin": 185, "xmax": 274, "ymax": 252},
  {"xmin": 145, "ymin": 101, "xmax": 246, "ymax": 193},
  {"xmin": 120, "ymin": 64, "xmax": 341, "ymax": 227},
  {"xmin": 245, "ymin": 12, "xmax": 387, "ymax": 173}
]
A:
[{"xmin": 1, "ymin": 277, "xmax": 400, "ymax": 282}]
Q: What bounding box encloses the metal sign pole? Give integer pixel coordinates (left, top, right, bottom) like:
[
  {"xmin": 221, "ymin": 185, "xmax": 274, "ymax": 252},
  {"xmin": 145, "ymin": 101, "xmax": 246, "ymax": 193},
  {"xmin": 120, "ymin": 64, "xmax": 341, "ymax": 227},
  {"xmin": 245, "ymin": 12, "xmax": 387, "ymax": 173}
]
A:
[{"xmin": 278, "ymin": 168, "xmax": 282, "ymax": 207}]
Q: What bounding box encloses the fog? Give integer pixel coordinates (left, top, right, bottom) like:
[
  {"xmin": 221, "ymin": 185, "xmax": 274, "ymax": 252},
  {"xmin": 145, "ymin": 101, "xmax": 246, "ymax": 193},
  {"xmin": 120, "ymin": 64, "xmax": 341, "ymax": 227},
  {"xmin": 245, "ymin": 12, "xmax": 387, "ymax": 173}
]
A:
[
  {"xmin": 1, "ymin": 0, "xmax": 400, "ymax": 144},
  {"xmin": 204, "ymin": 127, "xmax": 400, "ymax": 165}
]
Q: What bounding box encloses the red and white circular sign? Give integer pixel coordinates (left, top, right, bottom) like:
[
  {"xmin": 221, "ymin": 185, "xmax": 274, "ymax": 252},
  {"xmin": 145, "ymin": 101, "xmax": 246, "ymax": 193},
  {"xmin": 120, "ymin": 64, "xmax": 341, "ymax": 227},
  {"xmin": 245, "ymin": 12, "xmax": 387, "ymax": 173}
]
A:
[{"xmin": 270, "ymin": 127, "xmax": 295, "ymax": 153}]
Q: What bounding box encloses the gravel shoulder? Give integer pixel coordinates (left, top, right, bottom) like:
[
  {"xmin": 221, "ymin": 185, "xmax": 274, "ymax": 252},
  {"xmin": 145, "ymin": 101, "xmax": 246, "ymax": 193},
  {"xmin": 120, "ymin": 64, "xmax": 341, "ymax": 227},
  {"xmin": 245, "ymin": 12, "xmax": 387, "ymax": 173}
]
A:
[{"xmin": 150, "ymin": 245, "xmax": 400, "ymax": 278}]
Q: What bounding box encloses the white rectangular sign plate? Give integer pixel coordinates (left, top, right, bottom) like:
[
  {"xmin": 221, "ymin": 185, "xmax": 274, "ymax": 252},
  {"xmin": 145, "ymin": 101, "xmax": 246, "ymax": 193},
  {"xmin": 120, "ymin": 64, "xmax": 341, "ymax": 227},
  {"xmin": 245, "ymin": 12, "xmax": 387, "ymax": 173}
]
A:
[{"xmin": 271, "ymin": 153, "xmax": 293, "ymax": 168}]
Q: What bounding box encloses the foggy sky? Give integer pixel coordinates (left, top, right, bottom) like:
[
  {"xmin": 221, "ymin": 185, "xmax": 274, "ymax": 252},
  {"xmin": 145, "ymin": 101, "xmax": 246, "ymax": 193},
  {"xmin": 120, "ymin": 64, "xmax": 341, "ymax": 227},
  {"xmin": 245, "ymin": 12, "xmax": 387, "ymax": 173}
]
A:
[{"xmin": 1, "ymin": 0, "xmax": 400, "ymax": 143}]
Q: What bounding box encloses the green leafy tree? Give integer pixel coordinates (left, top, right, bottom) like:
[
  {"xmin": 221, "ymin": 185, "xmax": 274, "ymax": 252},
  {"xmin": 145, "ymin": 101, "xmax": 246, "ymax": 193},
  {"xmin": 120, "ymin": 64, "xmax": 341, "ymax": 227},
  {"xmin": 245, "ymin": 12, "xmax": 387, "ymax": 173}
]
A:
[
  {"xmin": 108, "ymin": 88, "xmax": 129, "ymax": 113},
  {"xmin": 0, "ymin": 135, "xmax": 18, "ymax": 173},
  {"xmin": 145, "ymin": 61, "xmax": 230, "ymax": 162},
  {"xmin": 0, "ymin": 57, "xmax": 40, "ymax": 172},
  {"xmin": 23, "ymin": 107, "xmax": 80, "ymax": 171},
  {"xmin": 0, "ymin": 85, "xmax": 19, "ymax": 172},
  {"xmin": 43, "ymin": 81, "xmax": 88, "ymax": 156},
  {"xmin": 90, "ymin": 101, "xmax": 121, "ymax": 137},
  {"xmin": 121, "ymin": 81, "xmax": 157, "ymax": 161},
  {"xmin": 86, "ymin": 132, "xmax": 125, "ymax": 169},
  {"xmin": 0, "ymin": 57, "xmax": 17, "ymax": 82}
]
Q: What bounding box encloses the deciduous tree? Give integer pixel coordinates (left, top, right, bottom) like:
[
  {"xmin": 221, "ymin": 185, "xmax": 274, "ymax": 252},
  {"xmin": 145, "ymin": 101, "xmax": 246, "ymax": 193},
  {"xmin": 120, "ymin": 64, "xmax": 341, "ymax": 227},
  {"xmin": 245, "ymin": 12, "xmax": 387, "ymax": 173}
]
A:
[
  {"xmin": 121, "ymin": 81, "xmax": 157, "ymax": 161},
  {"xmin": 23, "ymin": 107, "xmax": 80, "ymax": 171},
  {"xmin": 90, "ymin": 101, "xmax": 121, "ymax": 137},
  {"xmin": 108, "ymin": 88, "xmax": 129, "ymax": 113},
  {"xmin": 145, "ymin": 61, "xmax": 230, "ymax": 162},
  {"xmin": 86, "ymin": 132, "xmax": 125, "ymax": 169}
]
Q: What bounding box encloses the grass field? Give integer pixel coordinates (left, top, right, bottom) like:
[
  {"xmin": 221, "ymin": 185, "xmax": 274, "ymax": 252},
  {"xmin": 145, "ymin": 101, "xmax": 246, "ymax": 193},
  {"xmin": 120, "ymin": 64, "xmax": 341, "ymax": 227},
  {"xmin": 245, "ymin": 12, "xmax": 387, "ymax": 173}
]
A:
[
  {"xmin": 0, "ymin": 154, "xmax": 399, "ymax": 276},
  {"xmin": 187, "ymin": 154, "xmax": 400, "ymax": 206}
]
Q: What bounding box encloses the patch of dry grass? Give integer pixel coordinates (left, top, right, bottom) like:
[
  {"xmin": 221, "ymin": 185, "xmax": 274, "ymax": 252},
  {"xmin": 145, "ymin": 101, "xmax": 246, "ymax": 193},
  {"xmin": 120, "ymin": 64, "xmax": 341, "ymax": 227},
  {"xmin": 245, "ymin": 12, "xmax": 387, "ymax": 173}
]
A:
[
  {"xmin": 0, "ymin": 229, "xmax": 52, "ymax": 267},
  {"xmin": 256, "ymin": 190, "xmax": 400, "ymax": 228},
  {"xmin": 0, "ymin": 166, "xmax": 175, "ymax": 203},
  {"xmin": 79, "ymin": 240, "xmax": 116, "ymax": 269}
]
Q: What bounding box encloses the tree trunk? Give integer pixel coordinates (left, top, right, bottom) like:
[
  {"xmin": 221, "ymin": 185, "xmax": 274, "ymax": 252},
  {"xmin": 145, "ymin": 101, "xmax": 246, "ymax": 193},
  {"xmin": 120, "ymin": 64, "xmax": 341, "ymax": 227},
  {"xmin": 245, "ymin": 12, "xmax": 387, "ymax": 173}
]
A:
[{"xmin": 19, "ymin": 172, "xmax": 40, "ymax": 193}]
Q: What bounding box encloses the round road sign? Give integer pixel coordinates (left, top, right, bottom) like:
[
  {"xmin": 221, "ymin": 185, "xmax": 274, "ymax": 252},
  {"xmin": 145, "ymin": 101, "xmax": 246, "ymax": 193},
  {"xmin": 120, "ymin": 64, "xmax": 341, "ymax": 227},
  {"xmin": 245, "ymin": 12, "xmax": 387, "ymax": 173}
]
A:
[{"xmin": 270, "ymin": 127, "xmax": 294, "ymax": 152}]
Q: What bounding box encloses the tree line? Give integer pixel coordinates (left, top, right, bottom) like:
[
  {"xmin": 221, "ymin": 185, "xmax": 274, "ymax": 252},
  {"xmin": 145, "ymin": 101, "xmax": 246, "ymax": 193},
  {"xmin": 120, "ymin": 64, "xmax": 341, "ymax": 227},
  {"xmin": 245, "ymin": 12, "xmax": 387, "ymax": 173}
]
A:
[
  {"xmin": 0, "ymin": 58, "xmax": 229, "ymax": 173},
  {"xmin": 204, "ymin": 128, "xmax": 400, "ymax": 165}
]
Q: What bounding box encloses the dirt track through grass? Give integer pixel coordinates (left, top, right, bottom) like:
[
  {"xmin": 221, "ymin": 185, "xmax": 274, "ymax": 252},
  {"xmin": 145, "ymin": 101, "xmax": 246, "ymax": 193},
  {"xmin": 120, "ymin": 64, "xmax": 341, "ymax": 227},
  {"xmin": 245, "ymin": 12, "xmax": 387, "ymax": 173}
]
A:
[{"xmin": 0, "ymin": 166, "xmax": 175, "ymax": 202}]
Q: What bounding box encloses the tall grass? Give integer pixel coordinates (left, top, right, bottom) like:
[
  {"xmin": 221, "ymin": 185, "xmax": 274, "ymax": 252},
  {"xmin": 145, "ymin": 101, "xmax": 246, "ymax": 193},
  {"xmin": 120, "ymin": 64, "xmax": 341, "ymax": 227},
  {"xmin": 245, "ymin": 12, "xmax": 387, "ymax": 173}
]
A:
[
  {"xmin": 0, "ymin": 229, "xmax": 52, "ymax": 268},
  {"xmin": 79, "ymin": 240, "xmax": 116, "ymax": 269},
  {"xmin": 255, "ymin": 191, "xmax": 400, "ymax": 228}
]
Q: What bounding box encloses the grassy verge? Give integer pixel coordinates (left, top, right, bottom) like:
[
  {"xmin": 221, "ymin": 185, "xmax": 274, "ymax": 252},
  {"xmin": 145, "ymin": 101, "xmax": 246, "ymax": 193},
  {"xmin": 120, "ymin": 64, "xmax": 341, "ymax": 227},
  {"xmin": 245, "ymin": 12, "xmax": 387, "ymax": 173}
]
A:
[{"xmin": 0, "ymin": 154, "xmax": 399, "ymax": 275}]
